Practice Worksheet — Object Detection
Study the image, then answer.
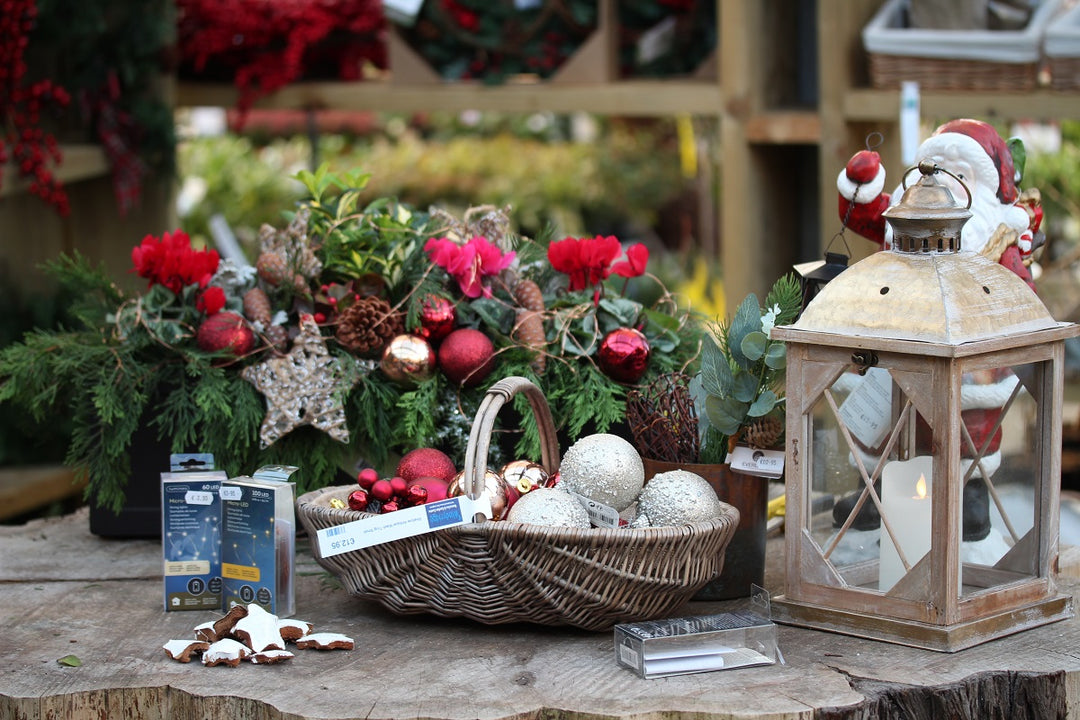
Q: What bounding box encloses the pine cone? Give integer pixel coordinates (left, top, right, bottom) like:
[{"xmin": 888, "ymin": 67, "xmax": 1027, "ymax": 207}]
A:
[
  {"xmin": 335, "ymin": 297, "xmax": 404, "ymax": 356},
  {"xmin": 256, "ymin": 252, "xmax": 291, "ymax": 287},
  {"xmin": 243, "ymin": 287, "xmax": 272, "ymax": 327},
  {"xmin": 263, "ymin": 324, "xmax": 289, "ymax": 351},
  {"xmin": 513, "ymin": 278, "xmax": 544, "ymax": 312},
  {"xmin": 744, "ymin": 414, "xmax": 784, "ymax": 449},
  {"xmin": 514, "ymin": 309, "xmax": 547, "ymax": 373}
]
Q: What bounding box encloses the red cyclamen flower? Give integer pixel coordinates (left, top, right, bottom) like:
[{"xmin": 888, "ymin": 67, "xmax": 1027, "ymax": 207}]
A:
[
  {"xmin": 424, "ymin": 235, "xmax": 515, "ymax": 298},
  {"xmin": 196, "ymin": 286, "xmax": 226, "ymax": 316},
  {"xmin": 611, "ymin": 243, "xmax": 649, "ymax": 279},
  {"xmin": 131, "ymin": 230, "xmax": 220, "ymax": 294},
  {"xmin": 548, "ymin": 235, "xmax": 651, "ymax": 292}
]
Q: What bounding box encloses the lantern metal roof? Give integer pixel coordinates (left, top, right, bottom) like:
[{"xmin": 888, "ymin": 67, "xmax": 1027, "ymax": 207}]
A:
[{"xmin": 791, "ymin": 163, "xmax": 1058, "ymax": 346}]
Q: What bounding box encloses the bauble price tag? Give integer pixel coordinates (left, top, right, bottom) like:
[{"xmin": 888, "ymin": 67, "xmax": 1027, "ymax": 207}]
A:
[
  {"xmin": 728, "ymin": 446, "xmax": 785, "ymax": 479},
  {"xmin": 316, "ymin": 494, "xmax": 493, "ymax": 557}
]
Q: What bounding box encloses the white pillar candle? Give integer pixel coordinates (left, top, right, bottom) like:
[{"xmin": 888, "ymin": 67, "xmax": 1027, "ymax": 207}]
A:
[{"xmin": 879, "ymin": 456, "xmax": 933, "ymax": 592}]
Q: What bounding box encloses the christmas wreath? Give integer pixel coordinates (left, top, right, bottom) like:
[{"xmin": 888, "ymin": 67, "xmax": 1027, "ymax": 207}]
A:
[{"xmin": 0, "ymin": 167, "xmax": 703, "ymax": 511}]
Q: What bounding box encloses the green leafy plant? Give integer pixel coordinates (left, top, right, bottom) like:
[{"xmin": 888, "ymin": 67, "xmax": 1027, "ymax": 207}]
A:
[{"xmin": 698, "ymin": 273, "xmax": 801, "ymax": 455}]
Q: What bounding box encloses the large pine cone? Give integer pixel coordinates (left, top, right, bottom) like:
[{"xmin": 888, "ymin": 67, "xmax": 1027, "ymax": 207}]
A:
[
  {"xmin": 744, "ymin": 414, "xmax": 784, "ymax": 449},
  {"xmin": 336, "ymin": 296, "xmax": 404, "ymax": 356},
  {"xmin": 512, "ymin": 278, "xmax": 546, "ymax": 373},
  {"xmin": 242, "ymin": 287, "xmax": 272, "ymax": 327}
]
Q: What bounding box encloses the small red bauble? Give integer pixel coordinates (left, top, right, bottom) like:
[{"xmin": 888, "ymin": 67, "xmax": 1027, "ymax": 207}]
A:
[
  {"xmin": 369, "ymin": 479, "xmax": 394, "ymax": 502},
  {"xmin": 407, "ymin": 476, "xmax": 449, "ymax": 502},
  {"xmin": 417, "ymin": 295, "xmax": 457, "ymax": 342},
  {"xmin": 357, "ymin": 468, "xmax": 379, "ymax": 489},
  {"xmin": 597, "ymin": 327, "xmax": 651, "ymax": 383},
  {"xmin": 196, "ymin": 311, "xmax": 255, "ymax": 356},
  {"xmin": 389, "ymin": 475, "xmax": 408, "ymax": 497},
  {"xmin": 347, "ymin": 489, "xmax": 369, "ymax": 512},
  {"xmin": 381, "ymin": 500, "xmax": 400, "ymax": 513},
  {"xmin": 397, "ymin": 447, "xmax": 457, "ymax": 484},
  {"xmin": 404, "ymin": 485, "xmax": 429, "ymax": 506},
  {"xmin": 437, "ymin": 328, "xmax": 495, "ymax": 387}
]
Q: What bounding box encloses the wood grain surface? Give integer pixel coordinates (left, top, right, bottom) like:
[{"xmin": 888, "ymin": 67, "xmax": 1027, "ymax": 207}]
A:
[{"xmin": 2, "ymin": 508, "xmax": 1080, "ymax": 719}]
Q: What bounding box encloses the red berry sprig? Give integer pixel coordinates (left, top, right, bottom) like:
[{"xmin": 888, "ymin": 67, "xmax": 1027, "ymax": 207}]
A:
[{"xmin": 0, "ymin": 0, "xmax": 72, "ymax": 215}]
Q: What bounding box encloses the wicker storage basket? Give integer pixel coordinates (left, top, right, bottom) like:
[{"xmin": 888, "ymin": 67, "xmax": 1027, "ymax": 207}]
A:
[
  {"xmin": 296, "ymin": 376, "xmax": 740, "ymax": 631},
  {"xmin": 1046, "ymin": 3, "xmax": 1080, "ymax": 91},
  {"xmin": 863, "ymin": 0, "xmax": 1061, "ymax": 92}
]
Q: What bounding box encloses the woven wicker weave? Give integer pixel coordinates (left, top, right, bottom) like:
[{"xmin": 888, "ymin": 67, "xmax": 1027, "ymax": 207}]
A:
[
  {"xmin": 868, "ymin": 53, "xmax": 1039, "ymax": 92},
  {"xmin": 296, "ymin": 376, "xmax": 740, "ymax": 631}
]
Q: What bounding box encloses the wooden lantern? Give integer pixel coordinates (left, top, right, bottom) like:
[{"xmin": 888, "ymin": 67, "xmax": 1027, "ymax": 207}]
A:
[{"xmin": 770, "ymin": 163, "xmax": 1078, "ymax": 651}]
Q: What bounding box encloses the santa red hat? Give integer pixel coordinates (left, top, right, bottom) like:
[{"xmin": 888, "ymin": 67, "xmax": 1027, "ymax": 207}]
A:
[{"xmin": 918, "ymin": 119, "xmax": 1019, "ymax": 205}]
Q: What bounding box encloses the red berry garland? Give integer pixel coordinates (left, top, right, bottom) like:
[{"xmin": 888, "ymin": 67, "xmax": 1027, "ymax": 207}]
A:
[{"xmin": 0, "ymin": 0, "xmax": 72, "ymax": 215}]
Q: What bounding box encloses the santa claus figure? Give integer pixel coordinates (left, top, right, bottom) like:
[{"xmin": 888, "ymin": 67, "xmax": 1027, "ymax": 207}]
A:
[
  {"xmin": 833, "ymin": 119, "xmax": 1044, "ymax": 545},
  {"xmin": 838, "ymin": 118, "xmax": 1042, "ymax": 290}
]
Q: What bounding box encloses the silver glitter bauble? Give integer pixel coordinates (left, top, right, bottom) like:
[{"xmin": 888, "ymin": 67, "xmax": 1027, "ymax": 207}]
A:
[
  {"xmin": 558, "ymin": 434, "xmax": 644, "ymax": 511},
  {"xmin": 506, "ymin": 488, "xmax": 590, "ymax": 528},
  {"xmin": 635, "ymin": 470, "xmax": 726, "ymax": 526}
]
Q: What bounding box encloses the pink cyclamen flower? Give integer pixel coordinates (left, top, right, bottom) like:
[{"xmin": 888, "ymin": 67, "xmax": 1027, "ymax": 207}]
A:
[{"xmin": 424, "ymin": 235, "xmax": 515, "ymax": 298}]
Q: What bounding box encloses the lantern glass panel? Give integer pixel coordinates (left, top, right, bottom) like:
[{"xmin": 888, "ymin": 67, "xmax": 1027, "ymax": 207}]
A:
[{"xmin": 802, "ymin": 359, "xmax": 1042, "ymax": 598}]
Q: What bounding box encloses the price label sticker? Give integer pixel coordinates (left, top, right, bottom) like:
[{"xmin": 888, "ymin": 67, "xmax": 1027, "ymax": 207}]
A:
[
  {"xmin": 315, "ymin": 494, "xmax": 493, "ymax": 558},
  {"xmin": 838, "ymin": 366, "xmax": 893, "ymax": 450},
  {"xmin": 219, "ymin": 486, "xmax": 242, "ymax": 501},
  {"xmin": 728, "ymin": 446, "xmax": 785, "ymax": 479},
  {"xmin": 568, "ymin": 491, "xmax": 622, "ymax": 529},
  {"xmin": 185, "ymin": 490, "xmax": 215, "ymax": 506}
]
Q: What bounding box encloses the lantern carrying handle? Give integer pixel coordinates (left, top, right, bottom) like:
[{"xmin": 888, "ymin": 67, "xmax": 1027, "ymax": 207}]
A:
[{"xmin": 901, "ymin": 161, "xmax": 972, "ymax": 210}]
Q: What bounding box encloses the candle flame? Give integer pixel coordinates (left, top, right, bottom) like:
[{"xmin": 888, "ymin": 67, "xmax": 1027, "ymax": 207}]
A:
[{"xmin": 915, "ymin": 474, "xmax": 927, "ymax": 500}]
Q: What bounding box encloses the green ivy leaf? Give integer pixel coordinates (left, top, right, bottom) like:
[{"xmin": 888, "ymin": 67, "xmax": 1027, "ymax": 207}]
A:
[
  {"xmin": 468, "ymin": 298, "xmax": 515, "ymax": 335},
  {"xmin": 741, "ymin": 331, "xmax": 768, "ymax": 362},
  {"xmin": 700, "ymin": 337, "xmax": 732, "ymax": 397},
  {"xmin": 57, "ymin": 655, "xmax": 82, "ymax": 667},
  {"xmin": 732, "ymin": 372, "xmax": 759, "ymax": 403},
  {"xmin": 598, "ymin": 297, "xmax": 642, "ymax": 327},
  {"xmin": 728, "ymin": 293, "xmax": 761, "ymax": 368}
]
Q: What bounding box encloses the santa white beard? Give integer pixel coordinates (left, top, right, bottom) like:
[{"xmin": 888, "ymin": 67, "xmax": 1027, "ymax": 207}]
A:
[{"xmin": 883, "ymin": 179, "xmax": 1029, "ymax": 255}]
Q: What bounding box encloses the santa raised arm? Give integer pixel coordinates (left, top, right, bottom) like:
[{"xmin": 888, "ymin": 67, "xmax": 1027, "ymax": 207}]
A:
[{"xmin": 837, "ymin": 118, "xmax": 1041, "ymax": 290}]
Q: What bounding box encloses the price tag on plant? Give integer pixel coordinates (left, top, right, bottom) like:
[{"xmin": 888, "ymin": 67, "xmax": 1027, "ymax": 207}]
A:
[
  {"xmin": 316, "ymin": 495, "xmax": 494, "ymax": 557},
  {"xmin": 728, "ymin": 446, "xmax": 785, "ymax": 479}
]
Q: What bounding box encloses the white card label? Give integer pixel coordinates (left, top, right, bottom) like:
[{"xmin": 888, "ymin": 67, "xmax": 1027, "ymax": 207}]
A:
[
  {"xmin": 316, "ymin": 495, "xmax": 493, "ymax": 557},
  {"xmin": 837, "ymin": 367, "xmax": 893, "ymax": 450},
  {"xmin": 219, "ymin": 486, "xmax": 242, "ymax": 501},
  {"xmin": 728, "ymin": 446, "xmax": 785, "ymax": 479},
  {"xmin": 567, "ymin": 491, "xmax": 622, "ymax": 528}
]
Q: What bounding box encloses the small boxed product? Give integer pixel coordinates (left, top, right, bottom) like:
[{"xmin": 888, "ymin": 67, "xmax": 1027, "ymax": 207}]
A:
[
  {"xmin": 614, "ymin": 587, "xmax": 779, "ymax": 678},
  {"xmin": 161, "ymin": 454, "xmax": 228, "ymax": 612},
  {"xmin": 220, "ymin": 465, "xmax": 299, "ymax": 617}
]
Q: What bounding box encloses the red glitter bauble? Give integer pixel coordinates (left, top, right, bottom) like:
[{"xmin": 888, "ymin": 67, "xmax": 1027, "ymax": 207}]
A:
[
  {"xmin": 597, "ymin": 327, "xmax": 651, "ymax": 383},
  {"xmin": 195, "ymin": 312, "xmax": 255, "ymax": 356},
  {"xmin": 438, "ymin": 328, "xmax": 495, "ymax": 386},
  {"xmin": 397, "ymin": 447, "xmax": 457, "ymax": 484},
  {"xmin": 417, "ymin": 295, "xmax": 457, "ymax": 342}
]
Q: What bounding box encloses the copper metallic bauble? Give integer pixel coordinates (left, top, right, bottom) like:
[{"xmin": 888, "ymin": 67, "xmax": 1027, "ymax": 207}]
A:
[
  {"xmin": 500, "ymin": 460, "xmax": 551, "ymax": 495},
  {"xmin": 597, "ymin": 327, "xmax": 651, "ymax": 383},
  {"xmin": 449, "ymin": 469, "xmax": 512, "ymax": 520},
  {"xmin": 438, "ymin": 328, "xmax": 496, "ymax": 386},
  {"xmin": 380, "ymin": 334, "xmax": 436, "ymax": 385},
  {"xmin": 417, "ymin": 295, "xmax": 457, "ymax": 342}
]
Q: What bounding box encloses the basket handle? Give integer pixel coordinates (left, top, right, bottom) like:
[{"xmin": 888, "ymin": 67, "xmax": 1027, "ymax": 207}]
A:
[{"xmin": 463, "ymin": 376, "xmax": 561, "ymax": 503}]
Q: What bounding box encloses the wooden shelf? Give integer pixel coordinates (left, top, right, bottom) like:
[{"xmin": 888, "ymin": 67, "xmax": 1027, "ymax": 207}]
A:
[
  {"xmin": 177, "ymin": 80, "xmax": 724, "ymax": 118},
  {"xmin": 844, "ymin": 88, "xmax": 1080, "ymax": 123},
  {"xmin": 0, "ymin": 144, "xmax": 109, "ymax": 199}
]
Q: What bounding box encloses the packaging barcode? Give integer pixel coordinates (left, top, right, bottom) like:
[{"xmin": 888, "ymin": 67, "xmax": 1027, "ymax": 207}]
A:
[{"xmin": 325, "ymin": 526, "xmax": 347, "ymax": 537}]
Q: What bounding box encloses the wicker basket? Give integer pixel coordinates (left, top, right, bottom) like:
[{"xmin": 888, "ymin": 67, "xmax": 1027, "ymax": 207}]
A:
[
  {"xmin": 296, "ymin": 376, "xmax": 740, "ymax": 631},
  {"xmin": 862, "ymin": 0, "xmax": 1061, "ymax": 92},
  {"xmin": 1046, "ymin": 2, "xmax": 1080, "ymax": 91}
]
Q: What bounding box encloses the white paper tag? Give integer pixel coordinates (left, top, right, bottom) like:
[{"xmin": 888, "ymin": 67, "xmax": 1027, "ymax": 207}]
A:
[
  {"xmin": 636, "ymin": 16, "xmax": 677, "ymax": 65},
  {"xmin": 728, "ymin": 446, "xmax": 785, "ymax": 479},
  {"xmin": 184, "ymin": 490, "xmax": 215, "ymax": 506},
  {"xmin": 382, "ymin": 0, "xmax": 425, "ymax": 26},
  {"xmin": 837, "ymin": 367, "xmax": 893, "ymax": 450},
  {"xmin": 316, "ymin": 495, "xmax": 493, "ymax": 558},
  {"xmin": 219, "ymin": 486, "xmax": 242, "ymax": 501},
  {"xmin": 567, "ymin": 491, "xmax": 622, "ymax": 528}
]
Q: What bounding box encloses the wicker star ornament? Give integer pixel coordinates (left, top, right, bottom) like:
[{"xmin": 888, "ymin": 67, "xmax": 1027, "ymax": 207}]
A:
[{"xmin": 242, "ymin": 314, "xmax": 359, "ymax": 448}]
